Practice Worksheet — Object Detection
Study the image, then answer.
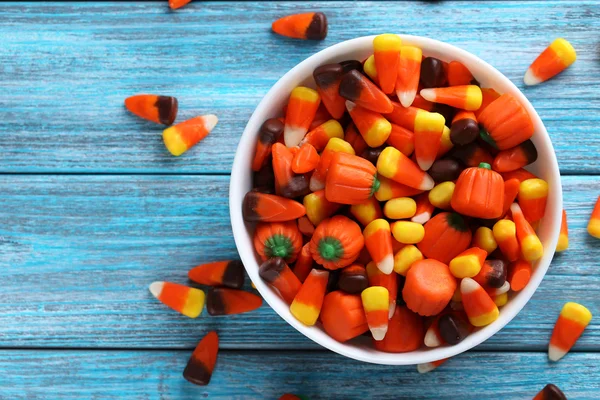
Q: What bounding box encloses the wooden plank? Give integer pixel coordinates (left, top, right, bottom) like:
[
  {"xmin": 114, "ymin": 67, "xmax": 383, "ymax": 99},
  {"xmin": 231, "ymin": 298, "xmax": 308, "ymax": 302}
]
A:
[
  {"xmin": 0, "ymin": 350, "xmax": 598, "ymax": 399},
  {"xmin": 0, "ymin": 175, "xmax": 598, "ymax": 350},
  {"xmin": 0, "ymin": 1, "xmax": 598, "ymax": 173}
]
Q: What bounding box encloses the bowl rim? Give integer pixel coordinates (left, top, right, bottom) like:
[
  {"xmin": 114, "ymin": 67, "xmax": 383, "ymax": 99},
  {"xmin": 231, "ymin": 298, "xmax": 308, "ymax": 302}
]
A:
[{"xmin": 229, "ymin": 34, "xmax": 562, "ymax": 365}]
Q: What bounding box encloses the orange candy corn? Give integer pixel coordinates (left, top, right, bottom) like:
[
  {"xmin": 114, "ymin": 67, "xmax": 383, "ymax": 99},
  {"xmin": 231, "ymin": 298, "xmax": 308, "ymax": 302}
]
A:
[
  {"xmin": 290, "ymin": 269, "xmax": 329, "ymax": 326},
  {"xmin": 396, "ymin": 46, "xmax": 422, "ymax": 107},
  {"xmin": 309, "ymin": 103, "xmax": 333, "ymax": 131},
  {"xmin": 492, "ymin": 140, "xmax": 538, "ymax": 172},
  {"xmin": 518, "ymin": 178, "xmax": 548, "ymax": 223},
  {"xmin": 377, "ymin": 146, "xmax": 434, "ymax": 190},
  {"xmin": 532, "ymin": 384, "xmax": 567, "ymax": 400},
  {"xmin": 206, "ymin": 288, "xmax": 262, "ymax": 316},
  {"xmin": 313, "ymin": 64, "xmax": 347, "ymax": 119},
  {"xmin": 366, "ymin": 261, "xmax": 398, "ymax": 318},
  {"xmin": 417, "ymin": 358, "xmax": 448, "ymax": 374},
  {"xmin": 508, "ymin": 260, "xmax": 532, "ymax": 292},
  {"xmin": 284, "ymin": 87, "xmax": 321, "ymax": 147},
  {"xmin": 169, "ymin": 0, "xmax": 192, "ymax": 10},
  {"xmin": 449, "ymin": 247, "xmax": 487, "ymax": 279},
  {"xmin": 292, "ymin": 143, "xmax": 320, "ymax": 174},
  {"xmin": 373, "ymin": 34, "xmax": 402, "ymax": 94},
  {"xmin": 412, "ymin": 192, "xmax": 435, "ymax": 224},
  {"xmin": 321, "ymin": 291, "xmax": 368, "ymax": 342},
  {"xmin": 345, "ymin": 123, "xmax": 368, "ymax": 155},
  {"xmin": 588, "ymin": 196, "xmax": 600, "ymax": 239},
  {"xmin": 524, "ymin": 38, "xmax": 576, "ymax": 86},
  {"xmin": 293, "ymin": 243, "xmax": 314, "ymax": 283},
  {"xmin": 125, "ymin": 94, "xmax": 177, "ymax": 125},
  {"xmin": 424, "ymin": 314, "xmax": 444, "ymax": 347},
  {"xmin": 271, "ymin": 143, "xmax": 309, "ymax": 198},
  {"xmin": 163, "ymin": 115, "xmax": 217, "ymax": 156},
  {"xmin": 413, "ymin": 111, "xmax": 445, "ymax": 171},
  {"xmin": 556, "ymin": 209, "xmax": 569, "ymax": 252},
  {"xmin": 361, "ymin": 286, "xmax": 390, "ymax": 340},
  {"xmin": 384, "ymin": 102, "xmax": 421, "ymax": 131},
  {"xmin": 493, "ymin": 219, "xmax": 521, "ymax": 262},
  {"xmin": 346, "ymin": 101, "xmax": 392, "ymax": 147},
  {"xmin": 386, "ymin": 123, "xmax": 415, "ymax": 156},
  {"xmin": 303, "ymin": 190, "xmax": 341, "ymax": 226},
  {"xmin": 447, "ymin": 61, "xmax": 474, "ymax": 86},
  {"xmin": 374, "ymin": 175, "xmax": 424, "ymax": 201},
  {"xmin": 243, "ymin": 192, "xmax": 306, "ymax": 222},
  {"xmin": 339, "ymin": 70, "xmax": 393, "ymax": 113},
  {"xmin": 460, "ymin": 277, "xmax": 499, "ymax": 327},
  {"xmin": 511, "ymin": 203, "xmax": 544, "ymax": 261},
  {"xmin": 403, "ymin": 259, "xmax": 456, "ymax": 316},
  {"xmin": 548, "ymin": 302, "xmax": 592, "ymax": 361},
  {"xmin": 271, "ymin": 12, "xmax": 328, "ymax": 40},
  {"xmin": 301, "ymin": 119, "xmax": 344, "ymax": 152},
  {"xmin": 350, "ymin": 196, "xmax": 383, "ymax": 227},
  {"xmin": 436, "ymin": 126, "xmax": 454, "ymax": 158},
  {"xmin": 252, "ymin": 118, "xmax": 284, "ymax": 171},
  {"xmin": 420, "ymin": 85, "xmax": 482, "ymax": 111},
  {"xmin": 502, "ymin": 178, "xmax": 521, "ymax": 217},
  {"xmin": 478, "ymin": 94, "xmax": 534, "ymax": 150},
  {"xmin": 188, "ymin": 260, "xmax": 244, "ymax": 289},
  {"xmin": 259, "ymin": 257, "xmax": 302, "ymax": 304},
  {"xmin": 149, "ymin": 281, "xmax": 205, "ymax": 318},
  {"xmin": 501, "ymin": 168, "xmax": 537, "ymax": 183},
  {"xmin": 364, "ymin": 220, "xmax": 394, "ymax": 274},
  {"xmin": 373, "ymin": 306, "xmax": 424, "ymax": 353},
  {"xmin": 183, "ymin": 331, "xmax": 219, "ymax": 386}
]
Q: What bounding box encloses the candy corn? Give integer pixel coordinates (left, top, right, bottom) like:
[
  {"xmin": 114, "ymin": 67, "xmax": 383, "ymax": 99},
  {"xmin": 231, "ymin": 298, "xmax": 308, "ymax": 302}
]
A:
[
  {"xmin": 548, "ymin": 302, "xmax": 592, "ymax": 361},
  {"xmin": 243, "ymin": 192, "xmax": 306, "ymax": 222},
  {"xmin": 301, "ymin": 119, "xmax": 344, "ymax": 152},
  {"xmin": 206, "ymin": 288, "xmax": 262, "ymax": 316},
  {"xmin": 472, "ymin": 226, "xmax": 498, "ymax": 255},
  {"xmin": 384, "ymin": 102, "xmax": 420, "ymax": 131},
  {"xmin": 478, "ymin": 94, "xmax": 534, "ymax": 150},
  {"xmin": 524, "ymin": 38, "xmax": 576, "ymax": 86},
  {"xmin": 461, "ymin": 277, "xmax": 499, "ymax": 327},
  {"xmin": 450, "ymin": 142, "xmax": 494, "ymax": 168},
  {"xmin": 292, "ymin": 143, "xmax": 320, "ymax": 174},
  {"xmin": 417, "ymin": 358, "xmax": 448, "ymax": 374},
  {"xmin": 502, "ymin": 178, "xmax": 521, "ymax": 217},
  {"xmin": 350, "ymin": 196, "xmax": 383, "ymax": 227},
  {"xmin": 338, "ymin": 264, "xmax": 369, "ymax": 294},
  {"xmin": 169, "ymin": 0, "xmax": 192, "ymax": 10},
  {"xmin": 290, "ymin": 269, "xmax": 329, "ymax": 325},
  {"xmin": 373, "ymin": 34, "xmax": 402, "ymax": 94},
  {"xmin": 587, "ymin": 196, "xmax": 600, "ymax": 238},
  {"xmin": 413, "ymin": 111, "xmax": 445, "ymax": 171},
  {"xmin": 420, "ymin": 85, "xmax": 482, "ymax": 111},
  {"xmin": 259, "ymin": 257, "xmax": 302, "ymax": 304},
  {"xmin": 366, "ymin": 262, "xmax": 398, "ymax": 318},
  {"xmin": 321, "ymin": 291, "xmax": 369, "ymax": 342},
  {"xmin": 511, "ymin": 203, "xmax": 544, "ymax": 261},
  {"xmin": 386, "ymin": 123, "xmax": 415, "ymax": 156},
  {"xmin": 346, "ymin": 101, "xmax": 392, "ymax": 147},
  {"xmin": 533, "ymin": 384, "xmax": 567, "ymax": 400},
  {"xmin": 363, "ymin": 55, "xmax": 378, "ymax": 82},
  {"xmin": 252, "ymin": 118, "xmax": 284, "ymax": 171},
  {"xmin": 492, "ymin": 140, "xmax": 538, "ymax": 172},
  {"xmin": 363, "ymin": 219, "xmax": 394, "ymax": 274},
  {"xmin": 507, "ymin": 260, "xmax": 532, "ymax": 292},
  {"xmin": 411, "ymin": 193, "xmax": 434, "ymax": 224},
  {"xmin": 518, "ymin": 178, "xmax": 548, "ymax": 223},
  {"xmin": 556, "ymin": 209, "xmax": 569, "ymax": 251},
  {"xmin": 396, "ymin": 46, "xmax": 422, "ymax": 107},
  {"xmin": 313, "ymin": 64, "xmax": 347, "ymax": 119},
  {"xmin": 272, "ymin": 12, "xmax": 328, "ymax": 41},
  {"xmin": 303, "ymin": 190, "xmax": 341, "ymax": 226},
  {"xmin": 272, "ymin": 143, "xmax": 310, "ymax": 198},
  {"xmin": 450, "ymin": 111, "xmax": 479, "ymax": 145},
  {"xmin": 284, "ymin": 87, "xmax": 321, "ymax": 147},
  {"xmin": 339, "ymin": 70, "xmax": 393, "ymax": 113},
  {"xmin": 493, "ymin": 219, "xmax": 520, "ymax": 262},
  {"xmin": 361, "ymin": 286, "xmax": 390, "ymax": 341},
  {"xmin": 501, "ymin": 168, "xmax": 538, "ymax": 183},
  {"xmin": 424, "ymin": 314, "xmax": 444, "ymax": 347},
  {"xmin": 374, "ymin": 175, "xmax": 424, "ymax": 201},
  {"xmin": 124, "ymin": 94, "xmax": 177, "ymax": 125},
  {"xmin": 449, "ymin": 247, "xmax": 486, "ymax": 279},
  {"xmin": 163, "ymin": 115, "xmax": 217, "ymax": 156},
  {"xmin": 345, "ymin": 123, "xmax": 368, "ymax": 155},
  {"xmin": 494, "ymin": 292, "xmax": 508, "ymax": 307},
  {"xmin": 188, "ymin": 260, "xmax": 245, "ymax": 289},
  {"xmin": 473, "ymin": 259, "xmax": 507, "ymax": 289},
  {"xmin": 374, "ymin": 306, "xmax": 424, "ymax": 353},
  {"xmin": 403, "ymin": 259, "xmax": 456, "ymax": 316},
  {"xmin": 437, "ymin": 126, "xmax": 454, "ymax": 158},
  {"xmin": 393, "ymin": 244, "xmax": 423, "ymax": 276},
  {"xmin": 183, "ymin": 331, "xmax": 219, "ymax": 386},
  {"xmin": 377, "ymin": 146, "xmax": 434, "ymax": 190},
  {"xmin": 447, "ymin": 61, "xmax": 474, "ymax": 86},
  {"xmin": 149, "ymin": 281, "xmax": 205, "ymax": 318}
]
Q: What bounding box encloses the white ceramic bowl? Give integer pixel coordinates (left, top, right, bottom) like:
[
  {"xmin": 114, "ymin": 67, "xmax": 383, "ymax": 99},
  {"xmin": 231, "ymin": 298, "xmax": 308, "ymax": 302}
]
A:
[{"xmin": 230, "ymin": 35, "xmax": 562, "ymax": 365}]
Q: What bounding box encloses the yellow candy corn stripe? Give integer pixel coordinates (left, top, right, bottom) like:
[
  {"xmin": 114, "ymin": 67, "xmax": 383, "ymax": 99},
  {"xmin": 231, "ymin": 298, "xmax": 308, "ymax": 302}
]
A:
[
  {"xmin": 373, "ymin": 34, "xmax": 402, "ymax": 52},
  {"xmin": 393, "ymin": 245, "xmax": 423, "ymax": 276}
]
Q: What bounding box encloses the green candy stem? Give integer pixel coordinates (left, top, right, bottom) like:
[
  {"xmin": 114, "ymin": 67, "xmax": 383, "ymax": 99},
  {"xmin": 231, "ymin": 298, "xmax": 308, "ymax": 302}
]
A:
[
  {"xmin": 318, "ymin": 237, "xmax": 344, "ymax": 261},
  {"xmin": 447, "ymin": 212, "xmax": 468, "ymax": 232},
  {"xmin": 479, "ymin": 126, "xmax": 497, "ymax": 148},
  {"xmin": 264, "ymin": 234, "xmax": 293, "ymax": 259},
  {"xmin": 479, "ymin": 162, "xmax": 491, "ymax": 170},
  {"xmin": 371, "ymin": 175, "xmax": 381, "ymax": 196}
]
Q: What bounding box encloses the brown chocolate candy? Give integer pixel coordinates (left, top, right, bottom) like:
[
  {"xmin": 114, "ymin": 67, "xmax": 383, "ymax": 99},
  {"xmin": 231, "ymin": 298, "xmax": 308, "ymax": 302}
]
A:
[
  {"xmin": 338, "ymin": 265, "xmax": 369, "ymax": 294},
  {"xmin": 451, "ymin": 118, "xmax": 479, "ymax": 145},
  {"xmin": 280, "ymin": 174, "xmax": 311, "ymax": 199},
  {"xmin": 306, "ymin": 12, "xmax": 328, "ymax": 40},
  {"xmin": 360, "ymin": 146, "xmax": 385, "ymax": 166},
  {"xmin": 253, "ymin": 160, "xmax": 275, "ymax": 194},
  {"xmin": 428, "ymin": 159, "xmax": 463, "ymax": 183},
  {"xmin": 257, "ymin": 118, "xmax": 284, "ymax": 145},
  {"xmin": 314, "ymin": 63, "xmax": 344, "ymax": 89},
  {"xmin": 339, "ymin": 59, "xmax": 363, "ymax": 74},
  {"xmin": 420, "ymin": 57, "xmax": 446, "ymax": 88},
  {"xmin": 258, "ymin": 257, "xmax": 287, "ymax": 283},
  {"xmin": 481, "ymin": 259, "xmax": 507, "ymax": 288},
  {"xmin": 155, "ymin": 96, "xmax": 178, "ymax": 125},
  {"xmin": 438, "ymin": 314, "xmax": 470, "ymax": 345},
  {"xmin": 535, "ymin": 384, "xmax": 567, "ymax": 400}
]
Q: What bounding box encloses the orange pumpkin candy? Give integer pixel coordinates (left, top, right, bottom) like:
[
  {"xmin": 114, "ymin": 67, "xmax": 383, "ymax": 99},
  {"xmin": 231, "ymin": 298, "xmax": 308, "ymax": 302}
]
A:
[
  {"xmin": 417, "ymin": 212, "xmax": 472, "ymax": 264},
  {"xmin": 310, "ymin": 215, "xmax": 364, "ymax": 270},
  {"xmin": 254, "ymin": 221, "xmax": 303, "ymax": 263},
  {"xmin": 478, "ymin": 94, "xmax": 534, "ymax": 150},
  {"xmin": 325, "ymin": 152, "xmax": 380, "ymax": 205},
  {"xmin": 451, "ymin": 162, "xmax": 505, "ymax": 219}
]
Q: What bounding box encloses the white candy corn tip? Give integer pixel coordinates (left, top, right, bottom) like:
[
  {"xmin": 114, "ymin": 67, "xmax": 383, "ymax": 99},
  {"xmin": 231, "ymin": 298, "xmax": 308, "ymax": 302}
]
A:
[
  {"xmin": 149, "ymin": 281, "xmax": 164, "ymax": 298},
  {"xmin": 417, "ymin": 160, "xmax": 435, "ymax": 173},
  {"xmin": 419, "ymin": 88, "xmax": 436, "ymax": 102},
  {"xmin": 419, "ymin": 173, "xmax": 435, "ymax": 191},
  {"xmin": 424, "ymin": 327, "xmax": 442, "ymax": 347},
  {"xmin": 548, "ymin": 344, "xmax": 567, "ymax": 362},
  {"xmin": 489, "ymin": 281, "xmax": 511, "ymax": 296},
  {"xmin": 397, "ymin": 91, "xmax": 416, "ymax": 108},
  {"xmin": 345, "ymin": 100, "xmax": 356, "ymax": 112},
  {"xmin": 510, "ymin": 202, "xmax": 522, "ymax": 214},
  {"xmin": 377, "ymin": 255, "xmax": 395, "ymax": 275},
  {"xmin": 388, "ymin": 303, "xmax": 396, "ymax": 320},
  {"xmin": 284, "ymin": 125, "xmax": 307, "ymax": 147},
  {"xmin": 309, "ymin": 176, "xmax": 325, "ymax": 192},
  {"xmin": 523, "ymin": 69, "xmax": 542, "ymax": 86},
  {"xmin": 370, "ymin": 326, "xmax": 388, "ymax": 341},
  {"xmin": 417, "ymin": 362, "xmax": 436, "ymax": 374},
  {"xmin": 461, "ymin": 277, "xmax": 479, "ymax": 294},
  {"xmin": 411, "ymin": 211, "xmax": 431, "ymax": 225},
  {"xmin": 203, "ymin": 114, "xmax": 218, "ymax": 132}
]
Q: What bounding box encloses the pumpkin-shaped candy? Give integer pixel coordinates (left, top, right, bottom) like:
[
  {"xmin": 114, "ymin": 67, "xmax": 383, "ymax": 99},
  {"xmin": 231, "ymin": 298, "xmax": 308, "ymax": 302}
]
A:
[
  {"xmin": 451, "ymin": 162, "xmax": 505, "ymax": 219},
  {"xmin": 417, "ymin": 212, "xmax": 472, "ymax": 264},
  {"xmin": 310, "ymin": 215, "xmax": 364, "ymax": 270},
  {"xmin": 325, "ymin": 152, "xmax": 380, "ymax": 205}
]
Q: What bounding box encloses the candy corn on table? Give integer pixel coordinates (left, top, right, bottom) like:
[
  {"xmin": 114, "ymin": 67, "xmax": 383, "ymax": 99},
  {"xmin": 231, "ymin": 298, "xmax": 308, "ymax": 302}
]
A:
[{"xmin": 0, "ymin": 1, "xmax": 599, "ymax": 398}]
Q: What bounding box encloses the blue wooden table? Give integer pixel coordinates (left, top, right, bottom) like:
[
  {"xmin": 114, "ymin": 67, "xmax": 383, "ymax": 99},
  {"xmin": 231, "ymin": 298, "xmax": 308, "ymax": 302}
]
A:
[{"xmin": 0, "ymin": 1, "xmax": 599, "ymax": 398}]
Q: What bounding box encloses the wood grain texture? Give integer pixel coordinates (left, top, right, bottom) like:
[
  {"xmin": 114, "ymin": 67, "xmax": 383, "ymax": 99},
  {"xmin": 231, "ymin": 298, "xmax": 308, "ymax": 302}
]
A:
[
  {"xmin": 0, "ymin": 1, "xmax": 599, "ymax": 173},
  {"xmin": 0, "ymin": 175, "xmax": 597, "ymax": 350},
  {"xmin": 0, "ymin": 350, "xmax": 598, "ymax": 399}
]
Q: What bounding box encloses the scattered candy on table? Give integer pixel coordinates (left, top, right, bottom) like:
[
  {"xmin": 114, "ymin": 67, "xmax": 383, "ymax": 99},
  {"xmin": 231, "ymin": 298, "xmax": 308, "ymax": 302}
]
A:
[
  {"xmin": 548, "ymin": 302, "xmax": 592, "ymax": 362},
  {"xmin": 532, "ymin": 384, "xmax": 567, "ymax": 400},
  {"xmin": 169, "ymin": 0, "xmax": 192, "ymax": 9},
  {"xmin": 188, "ymin": 260, "xmax": 245, "ymax": 289},
  {"xmin": 417, "ymin": 358, "xmax": 448, "ymax": 374},
  {"xmin": 587, "ymin": 195, "xmax": 600, "ymax": 238},
  {"xmin": 124, "ymin": 94, "xmax": 178, "ymax": 125},
  {"xmin": 524, "ymin": 38, "xmax": 576, "ymax": 86},
  {"xmin": 183, "ymin": 331, "xmax": 219, "ymax": 386},
  {"xmin": 149, "ymin": 281, "xmax": 205, "ymax": 318},
  {"xmin": 271, "ymin": 12, "xmax": 328, "ymax": 41},
  {"xmin": 206, "ymin": 287, "xmax": 263, "ymax": 316},
  {"xmin": 556, "ymin": 209, "xmax": 569, "ymax": 252},
  {"xmin": 163, "ymin": 114, "xmax": 218, "ymax": 156}
]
